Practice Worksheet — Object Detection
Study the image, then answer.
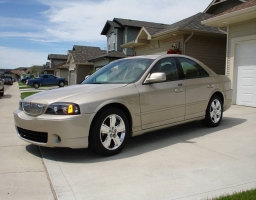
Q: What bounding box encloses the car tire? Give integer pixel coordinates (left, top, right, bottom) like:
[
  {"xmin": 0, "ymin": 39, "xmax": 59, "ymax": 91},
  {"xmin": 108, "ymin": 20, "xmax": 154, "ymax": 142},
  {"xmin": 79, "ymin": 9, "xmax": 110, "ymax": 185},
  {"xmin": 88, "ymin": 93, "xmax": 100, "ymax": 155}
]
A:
[
  {"xmin": 33, "ymin": 83, "xmax": 39, "ymax": 89},
  {"xmin": 0, "ymin": 90, "xmax": 3, "ymax": 97},
  {"xmin": 201, "ymin": 95, "xmax": 223, "ymax": 127},
  {"xmin": 89, "ymin": 107, "xmax": 129, "ymax": 156},
  {"xmin": 59, "ymin": 81, "xmax": 65, "ymax": 87}
]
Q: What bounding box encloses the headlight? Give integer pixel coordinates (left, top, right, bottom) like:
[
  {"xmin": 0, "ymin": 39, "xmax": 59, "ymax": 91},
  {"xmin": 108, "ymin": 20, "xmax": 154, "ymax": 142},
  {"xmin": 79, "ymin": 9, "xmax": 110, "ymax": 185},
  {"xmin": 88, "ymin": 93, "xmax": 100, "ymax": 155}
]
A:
[
  {"xmin": 19, "ymin": 100, "xmax": 23, "ymax": 111},
  {"xmin": 45, "ymin": 103, "xmax": 80, "ymax": 115}
]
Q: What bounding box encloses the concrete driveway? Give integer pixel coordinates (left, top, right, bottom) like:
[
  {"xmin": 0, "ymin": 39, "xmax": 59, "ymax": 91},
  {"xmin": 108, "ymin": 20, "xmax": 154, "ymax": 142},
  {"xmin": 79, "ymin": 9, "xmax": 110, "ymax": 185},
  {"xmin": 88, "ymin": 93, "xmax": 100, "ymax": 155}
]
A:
[
  {"xmin": 38, "ymin": 105, "xmax": 256, "ymax": 200},
  {"xmin": 1, "ymin": 83, "xmax": 256, "ymax": 200}
]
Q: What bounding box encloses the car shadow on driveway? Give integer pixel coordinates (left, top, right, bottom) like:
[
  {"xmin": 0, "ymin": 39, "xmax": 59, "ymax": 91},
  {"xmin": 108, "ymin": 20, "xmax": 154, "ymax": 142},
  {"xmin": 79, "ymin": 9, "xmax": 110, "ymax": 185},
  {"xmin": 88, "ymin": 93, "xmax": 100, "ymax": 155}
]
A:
[
  {"xmin": 0, "ymin": 94, "xmax": 12, "ymax": 99},
  {"xmin": 26, "ymin": 116, "xmax": 246, "ymax": 163}
]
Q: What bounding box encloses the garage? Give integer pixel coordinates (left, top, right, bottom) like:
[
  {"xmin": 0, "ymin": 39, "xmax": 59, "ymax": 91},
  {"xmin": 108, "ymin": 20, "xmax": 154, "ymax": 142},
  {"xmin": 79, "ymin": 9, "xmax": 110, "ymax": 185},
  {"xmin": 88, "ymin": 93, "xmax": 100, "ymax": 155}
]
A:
[
  {"xmin": 69, "ymin": 70, "xmax": 76, "ymax": 85},
  {"xmin": 236, "ymin": 42, "xmax": 256, "ymax": 107}
]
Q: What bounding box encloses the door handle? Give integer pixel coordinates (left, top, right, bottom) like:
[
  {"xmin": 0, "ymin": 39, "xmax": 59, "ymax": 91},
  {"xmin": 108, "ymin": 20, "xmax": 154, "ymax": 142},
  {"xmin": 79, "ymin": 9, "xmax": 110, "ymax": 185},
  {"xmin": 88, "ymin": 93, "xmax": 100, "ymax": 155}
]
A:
[
  {"xmin": 175, "ymin": 89, "xmax": 179, "ymax": 93},
  {"xmin": 207, "ymin": 84, "xmax": 214, "ymax": 88}
]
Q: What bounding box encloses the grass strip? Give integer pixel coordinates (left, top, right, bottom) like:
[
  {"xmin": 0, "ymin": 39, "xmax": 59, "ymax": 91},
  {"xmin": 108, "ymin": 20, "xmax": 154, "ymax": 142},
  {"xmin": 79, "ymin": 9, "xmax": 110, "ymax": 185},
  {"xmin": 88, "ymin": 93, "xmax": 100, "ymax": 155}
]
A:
[
  {"xmin": 21, "ymin": 92, "xmax": 40, "ymax": 99},
  {"xmin": 19, "ymin": 86, "xmax": 32, "ymax": 89},
  {"xmin": 211, "ymin": 188, "xmax": 256, "ymax": 200}
]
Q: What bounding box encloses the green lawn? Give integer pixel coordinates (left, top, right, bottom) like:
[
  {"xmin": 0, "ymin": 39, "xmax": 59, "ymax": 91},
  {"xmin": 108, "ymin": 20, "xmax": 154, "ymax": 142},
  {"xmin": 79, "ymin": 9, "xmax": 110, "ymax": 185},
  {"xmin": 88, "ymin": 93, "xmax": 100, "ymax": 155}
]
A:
[
  {"xmin": 211, "ymin": 188, "xmax": 256, "ymax": 200},
  {"xmin": 20, "ymin": 92, "xmax": 39, "ymax": 99},
  {"xmin": 19, "ymin": 86, "xmax": 32, "ymax": 89}
]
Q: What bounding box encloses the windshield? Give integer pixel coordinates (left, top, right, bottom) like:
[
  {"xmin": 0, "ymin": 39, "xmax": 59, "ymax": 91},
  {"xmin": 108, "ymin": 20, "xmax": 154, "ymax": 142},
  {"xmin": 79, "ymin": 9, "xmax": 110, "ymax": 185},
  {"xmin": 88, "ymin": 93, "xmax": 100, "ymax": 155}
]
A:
[{"xmin": 82, "ymin": 58, "xmax": 154, "ymax": 84}]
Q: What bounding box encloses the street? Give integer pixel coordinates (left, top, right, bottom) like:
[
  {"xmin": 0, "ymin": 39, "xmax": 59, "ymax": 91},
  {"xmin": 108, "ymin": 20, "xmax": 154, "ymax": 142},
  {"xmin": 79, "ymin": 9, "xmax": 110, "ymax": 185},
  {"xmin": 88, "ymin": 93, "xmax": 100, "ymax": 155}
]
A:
[{"xmin": 1, "ymin": 83, "xmax": 256, "ymax": 200}]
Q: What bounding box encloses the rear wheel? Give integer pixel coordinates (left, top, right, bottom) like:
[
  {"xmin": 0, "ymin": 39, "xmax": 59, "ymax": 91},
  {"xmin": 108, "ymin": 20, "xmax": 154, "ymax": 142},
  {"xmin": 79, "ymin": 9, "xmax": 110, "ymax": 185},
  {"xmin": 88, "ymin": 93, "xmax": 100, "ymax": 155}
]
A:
[
  {"xmin": 33, "ymin": 83, "xmax": 39, "ymax": 89},
  {"xmin": 201, "ymin": 95, "xmax": 223, "ymax": 127},
  {"xmin": 89, "ymin": 107, "xmax": 129, "ymax": 156},
  {"xmin": 59, "ymin": 81, "xmax": 65, "ymax": 87}
]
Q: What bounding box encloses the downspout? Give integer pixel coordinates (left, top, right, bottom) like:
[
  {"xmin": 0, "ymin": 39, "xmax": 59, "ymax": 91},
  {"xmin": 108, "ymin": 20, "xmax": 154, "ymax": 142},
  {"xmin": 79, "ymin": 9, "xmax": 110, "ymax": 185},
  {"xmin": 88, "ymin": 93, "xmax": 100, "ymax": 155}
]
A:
[
  {"xmin": 183, "ymin": 32, "xmax": 194, "ymax": 55},
  {"xmin": 218, "ymin": 26, "xmax": 227, "ymax": 34},
  {"xmin": 225, "ymin": 25, "xmax": 229, "ymax": 77},
  {"xmin": 218, "ymin": 26, "xmax": 228, "ymax": 76}
]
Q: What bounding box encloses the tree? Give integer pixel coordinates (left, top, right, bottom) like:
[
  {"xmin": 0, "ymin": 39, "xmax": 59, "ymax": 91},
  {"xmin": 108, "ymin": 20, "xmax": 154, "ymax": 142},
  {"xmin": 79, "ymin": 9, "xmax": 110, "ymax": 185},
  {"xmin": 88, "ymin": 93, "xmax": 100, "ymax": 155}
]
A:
[{"xmin": 30, "ymin": 65, "xmax": 39, "ymax": 77}]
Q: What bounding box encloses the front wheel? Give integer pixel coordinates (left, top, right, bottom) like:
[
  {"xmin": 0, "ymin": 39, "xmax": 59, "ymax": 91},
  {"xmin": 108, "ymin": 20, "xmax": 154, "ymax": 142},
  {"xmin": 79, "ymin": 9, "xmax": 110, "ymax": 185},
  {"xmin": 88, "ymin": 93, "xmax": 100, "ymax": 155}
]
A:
[
  {"xmin": 89, "ymin": 107, "xmax": 129, "ymax": 156},
  {"xmin": 201, "ymin": 95, "xmax": 223, "ymax": 127}
]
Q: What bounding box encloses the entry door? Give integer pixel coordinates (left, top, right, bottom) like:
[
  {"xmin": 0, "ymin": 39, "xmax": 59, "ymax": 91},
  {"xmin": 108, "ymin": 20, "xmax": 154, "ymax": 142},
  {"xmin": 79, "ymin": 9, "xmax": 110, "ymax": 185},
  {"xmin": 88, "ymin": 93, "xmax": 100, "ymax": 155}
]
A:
[
  {"xmin": 236, "ymin": 42, "xmax": 256, "ymax": 107},
  {"xmin": 136, "ymin": 57, "xmax": 185, "ymax": 130}
]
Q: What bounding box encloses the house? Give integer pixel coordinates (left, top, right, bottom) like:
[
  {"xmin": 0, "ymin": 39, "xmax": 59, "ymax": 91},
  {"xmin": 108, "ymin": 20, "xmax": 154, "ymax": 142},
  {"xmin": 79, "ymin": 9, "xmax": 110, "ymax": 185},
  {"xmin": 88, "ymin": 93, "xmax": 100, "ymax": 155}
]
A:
[
  {"xmin": 47, "ymin": 54, "xmax": 68, "ymax": 68},
  {"xmin": 202, "ymin": 0, "xmax": 256, "ymax": 107},
  {"xmin": 67, "ymin": 45, "xmax": 105, "ymax": 85},
  {"xmin": 121, "ymin": 12, "xmax": 227, "ymax": 75},
  {"xmin": 88, "ymin": 51, "xmax": 126, "ymax": 70},
  {"xmin": 45, "ymin": 54, "xmax": 68, "ymax": 75},
  {"xmin": 55, "ymin": 62, "xmax": 69, "ymax": 80},
  {"xmin": 89, "ymin": 18, "xmax": 171, "ymax": 70},
  {"xmin": 101, "ymin": 18, "xmax": 170, "ymax": 55}
]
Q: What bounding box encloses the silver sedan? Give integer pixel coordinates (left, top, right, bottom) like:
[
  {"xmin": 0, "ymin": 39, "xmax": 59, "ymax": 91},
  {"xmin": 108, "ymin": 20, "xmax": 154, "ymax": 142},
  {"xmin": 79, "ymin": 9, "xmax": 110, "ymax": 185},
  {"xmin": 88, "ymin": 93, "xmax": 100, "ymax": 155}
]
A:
[{"xmin": 14, "ymin": 55, "xmax": 233, "ymax": 156}]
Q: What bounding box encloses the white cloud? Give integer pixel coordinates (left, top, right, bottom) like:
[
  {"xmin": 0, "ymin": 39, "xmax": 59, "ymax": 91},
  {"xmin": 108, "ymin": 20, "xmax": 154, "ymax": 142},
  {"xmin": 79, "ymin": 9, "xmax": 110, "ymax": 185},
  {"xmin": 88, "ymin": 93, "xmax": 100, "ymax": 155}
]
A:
[
  {"xmin": 0, "ymin": 0, "xmax": 211, "ymax": 69},
  {"xmin": 38, "ymin": 0, "xmax": 210, "ymax": 42},
  {"xmin": 0, "ymin": 46, "xmax": 47, "ymax": 69}
]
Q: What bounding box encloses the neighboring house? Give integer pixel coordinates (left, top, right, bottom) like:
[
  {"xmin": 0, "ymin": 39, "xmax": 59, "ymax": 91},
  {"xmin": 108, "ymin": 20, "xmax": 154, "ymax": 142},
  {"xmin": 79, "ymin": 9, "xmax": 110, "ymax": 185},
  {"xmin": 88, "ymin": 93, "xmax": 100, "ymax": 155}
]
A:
[
  {"xmin": 41, "ymin": 68, "xmax": 55, "ymax": 75},
  {"xmin": 88, "ymin": 51, "xmax": 126, "ymax": 70},
  {"xmin": 55, "ymin": 62, "xmax": 69, "ymax": 80},
  {"xmin": 121, "ymin": 12, "xmax": 227, "ymax": 75},
  {"xmin": 202, "ymin": 0, "xmax": 256, "ymax": 107},
  {"xmin": 101, "ymin": 18, "xmax": 170, "ymax": 55},
  {"xmin": 67, "ymin": 45, "xmax": 104, "ymax": 85},
  {"xmin": 90, "ymin": 18, "xmax": 170, "ymax": 70},
  {"xmin": 47, "ymin": 54, "xmax": 68, "ymax": 69}
]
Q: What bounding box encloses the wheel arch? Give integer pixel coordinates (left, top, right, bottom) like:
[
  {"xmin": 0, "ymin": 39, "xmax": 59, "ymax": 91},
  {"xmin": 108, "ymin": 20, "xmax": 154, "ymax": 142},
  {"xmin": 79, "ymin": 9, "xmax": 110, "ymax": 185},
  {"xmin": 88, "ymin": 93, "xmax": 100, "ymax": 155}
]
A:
[
  {"xmin": 89, "ymin": 102, "xmax": 133, "ymax": 137},
  {"xmin": 211, "ymin": 91, "xmax": 224, "ymax": 105}
]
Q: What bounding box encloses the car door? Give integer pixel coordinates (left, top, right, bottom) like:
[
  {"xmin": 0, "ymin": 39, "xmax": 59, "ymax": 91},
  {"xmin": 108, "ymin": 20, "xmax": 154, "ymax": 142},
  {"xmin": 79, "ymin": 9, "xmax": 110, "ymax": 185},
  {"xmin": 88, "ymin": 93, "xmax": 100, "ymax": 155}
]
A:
[
  {"xmin": 136, "ymin": 57, "xmax": 185, "ymax": 130},
  {"xmin": 176, "ymin": 57, "xmax": 216, "ymax": 120},
  {"xmin": 41, "ymin": 75, "xmax": 49, "ymax": 85},
  {"xmin": 48, "ymin": 75, "xmax": 56, "ymax": 85}
]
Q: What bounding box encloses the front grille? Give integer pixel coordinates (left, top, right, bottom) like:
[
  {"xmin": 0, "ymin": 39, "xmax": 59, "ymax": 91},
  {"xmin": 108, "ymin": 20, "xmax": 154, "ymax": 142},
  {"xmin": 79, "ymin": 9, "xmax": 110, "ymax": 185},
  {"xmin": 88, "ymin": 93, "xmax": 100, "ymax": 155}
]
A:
[{"xmin": 17, "ymin": 127, "xmax": 48, "ymax": 143}]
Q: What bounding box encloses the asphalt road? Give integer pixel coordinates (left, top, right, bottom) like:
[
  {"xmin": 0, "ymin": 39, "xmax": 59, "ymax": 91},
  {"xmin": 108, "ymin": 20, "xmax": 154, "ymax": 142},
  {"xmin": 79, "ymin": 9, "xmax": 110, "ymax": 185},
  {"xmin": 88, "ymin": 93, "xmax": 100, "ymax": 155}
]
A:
[{"xmin": 1, "ymin": 83, "xmax": 256, "ymax": 200}]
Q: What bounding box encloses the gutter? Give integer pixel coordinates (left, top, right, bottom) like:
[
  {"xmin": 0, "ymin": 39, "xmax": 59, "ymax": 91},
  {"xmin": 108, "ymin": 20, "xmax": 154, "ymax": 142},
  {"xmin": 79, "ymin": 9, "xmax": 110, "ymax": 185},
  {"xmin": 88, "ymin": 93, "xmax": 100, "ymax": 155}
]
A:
[{"xmin": 218, "ymin": 27, "xmax": 227, "ymax": 34}]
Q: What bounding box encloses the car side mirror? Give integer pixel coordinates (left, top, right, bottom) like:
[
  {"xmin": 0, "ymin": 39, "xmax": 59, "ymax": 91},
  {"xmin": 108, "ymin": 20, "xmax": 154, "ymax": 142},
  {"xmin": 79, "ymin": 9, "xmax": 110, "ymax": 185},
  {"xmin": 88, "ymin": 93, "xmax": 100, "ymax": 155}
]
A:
[{"xmin": 144, "ymin": 72, "xmax": 166, "ymax": 83}]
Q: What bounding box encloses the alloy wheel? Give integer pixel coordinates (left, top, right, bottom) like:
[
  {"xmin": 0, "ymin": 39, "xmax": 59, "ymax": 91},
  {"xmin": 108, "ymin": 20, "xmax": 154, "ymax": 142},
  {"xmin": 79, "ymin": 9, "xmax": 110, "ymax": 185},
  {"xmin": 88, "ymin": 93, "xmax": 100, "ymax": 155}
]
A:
[
  {"xmin": 210, "ymin": 99, "xmax": 222, "ymax": 123},
  {"xmin": 100, "ymin": 114, "xmax": 126, "ymax": 150}
]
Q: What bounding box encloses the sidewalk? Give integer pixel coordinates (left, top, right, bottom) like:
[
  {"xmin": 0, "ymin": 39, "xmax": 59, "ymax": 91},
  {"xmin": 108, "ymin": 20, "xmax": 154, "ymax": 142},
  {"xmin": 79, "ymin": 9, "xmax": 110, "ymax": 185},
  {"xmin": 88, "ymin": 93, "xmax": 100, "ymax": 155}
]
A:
[{"xmin": 0, "ymin": 83, "xmax": 54, "ymax": 200}]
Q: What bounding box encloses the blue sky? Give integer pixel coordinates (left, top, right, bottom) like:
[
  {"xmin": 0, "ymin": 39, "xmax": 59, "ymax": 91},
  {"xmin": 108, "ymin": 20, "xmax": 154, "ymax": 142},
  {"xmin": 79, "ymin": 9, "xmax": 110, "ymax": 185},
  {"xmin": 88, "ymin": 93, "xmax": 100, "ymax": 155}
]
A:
[{"xmin": 0, "ymin": 0, "xmax": 211, "ymax": 69}]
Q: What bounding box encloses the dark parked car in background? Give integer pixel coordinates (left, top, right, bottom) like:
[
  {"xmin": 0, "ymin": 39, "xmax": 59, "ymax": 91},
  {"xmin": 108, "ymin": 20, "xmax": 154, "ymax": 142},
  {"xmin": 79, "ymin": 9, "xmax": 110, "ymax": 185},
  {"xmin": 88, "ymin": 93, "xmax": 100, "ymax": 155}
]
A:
[
  {"xmin": 20, "ymin": 75, "xmax": 34, "ymax": 83},
  {"xmin": 0, "ymin": 78, "xmax": 4, "ymax": 96},
  {"xmin": 3, "ymin": 77, "xmax": 13, "ymax": 85}
]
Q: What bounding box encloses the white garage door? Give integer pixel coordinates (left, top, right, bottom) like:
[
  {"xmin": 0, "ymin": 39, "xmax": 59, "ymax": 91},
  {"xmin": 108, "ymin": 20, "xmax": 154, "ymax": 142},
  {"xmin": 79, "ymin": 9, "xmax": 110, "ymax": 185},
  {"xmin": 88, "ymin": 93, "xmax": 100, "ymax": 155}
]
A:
[
  {"xmin": 69, "ymin": 70, "xmax": 76, "ymax": 85},
  {"xmin": 236, "ymin": 41, "xmax": 256, "ymax": 107}
]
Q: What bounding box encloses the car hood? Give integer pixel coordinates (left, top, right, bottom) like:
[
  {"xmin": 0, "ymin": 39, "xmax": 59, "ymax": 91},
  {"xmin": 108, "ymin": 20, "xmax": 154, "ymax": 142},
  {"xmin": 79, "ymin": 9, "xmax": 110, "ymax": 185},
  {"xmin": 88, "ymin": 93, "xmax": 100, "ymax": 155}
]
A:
[{"xmin": 23, "ymin": 84, "xmax": 127, "ymax": 104}]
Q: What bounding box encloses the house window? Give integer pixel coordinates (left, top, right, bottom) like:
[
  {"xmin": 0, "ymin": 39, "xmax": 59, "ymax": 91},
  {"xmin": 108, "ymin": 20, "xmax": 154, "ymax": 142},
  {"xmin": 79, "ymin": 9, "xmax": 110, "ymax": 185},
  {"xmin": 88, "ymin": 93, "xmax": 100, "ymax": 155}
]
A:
[{"xmin": 108, "ymin": 33, "xmax": 116, "ymax": 51}]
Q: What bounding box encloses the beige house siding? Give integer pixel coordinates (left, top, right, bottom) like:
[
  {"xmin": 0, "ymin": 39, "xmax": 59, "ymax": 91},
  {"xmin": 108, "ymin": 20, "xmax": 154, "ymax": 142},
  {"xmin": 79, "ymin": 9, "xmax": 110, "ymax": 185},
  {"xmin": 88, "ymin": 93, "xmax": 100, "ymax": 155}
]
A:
[
  {"xmin": 185, "ymin": 35, "xmax": 226, "ymax": 75},
  {"xmin": 226, "ymin": 18, "xmax": 256, "ymax": 77},
  {"xmin": 135, "ymin": 36, "xmax": 184, "ymax": 56},
  {"xmin": 60, "ymin": 69, "xmax": 68, "ymax": 79},
  {"xmin": 69, "ymin": 57, "xmax": 76, "ymax": 71},
  {"xmin": 77, "ymin": 65, "xmax": 93, "ymax": 84},
  {"xmin": 93, "ymin": 59, "xmax": 110, "ymax": 69}
]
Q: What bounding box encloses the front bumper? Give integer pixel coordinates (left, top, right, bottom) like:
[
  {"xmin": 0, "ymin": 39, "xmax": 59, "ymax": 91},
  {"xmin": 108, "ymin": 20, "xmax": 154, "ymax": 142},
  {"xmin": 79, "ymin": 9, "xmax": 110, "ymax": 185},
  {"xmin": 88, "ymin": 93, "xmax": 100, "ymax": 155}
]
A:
[{"xmin": 13, "ymin": 110, "xmax": 95, "ymax": 148}]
